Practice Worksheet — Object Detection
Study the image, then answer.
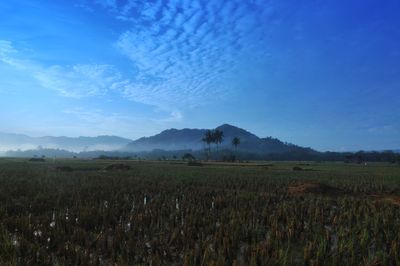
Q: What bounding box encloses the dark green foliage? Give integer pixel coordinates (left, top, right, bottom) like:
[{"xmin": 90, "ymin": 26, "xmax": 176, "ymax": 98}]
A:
[
  {"xmin": 182, "ymin": 153, "xmax": 196, "ymax": 161},
  {"xmin": 213, "ymin": 129, "xmax": 224, "ymax": 151},
  {"xmin": 28, "ymin": 158, "xmax": 45, "ymax": 162},
  {"xmin": 232, "ymin": 137, "xmax": 240, "ymax": 149}
]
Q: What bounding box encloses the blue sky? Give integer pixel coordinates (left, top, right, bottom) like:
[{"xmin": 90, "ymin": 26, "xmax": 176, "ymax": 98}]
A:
[{"xmin": 0, "ymin": 0, "xmax": 399, "ymax": 151}]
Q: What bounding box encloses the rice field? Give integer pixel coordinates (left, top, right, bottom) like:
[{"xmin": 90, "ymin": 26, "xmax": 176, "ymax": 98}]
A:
[{"xmin": 0, "ymin": 158, "xmax": 399, "ymax": 265}]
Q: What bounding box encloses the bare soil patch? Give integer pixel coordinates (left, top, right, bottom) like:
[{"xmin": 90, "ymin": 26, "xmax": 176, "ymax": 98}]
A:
[
  {"xmin": 104, "ymin": 163, "xmax": 131, "ymax": 171},
  {"xmin": 288, "ymin": 182, "xmax": 344, "ymax": 196},
  {"xmin": 289, "ymin": 182, "xmax": 400, "ymax": 207},
  {"xmin": 293, "ymin": 166, "xmax": 316, "ymax": 171},
  {"xmin": 371, "ymin": 195, "xmax": 400, "ymax": 206},
  {"xmin": 187, "ymin": 161, "xmax": 203, "ymax": 166}
]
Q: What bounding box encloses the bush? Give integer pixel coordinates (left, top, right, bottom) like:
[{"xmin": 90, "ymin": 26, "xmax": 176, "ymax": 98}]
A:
[
  {"xmin": 182, "ymin": 153, "xmax": 195, "ymax": 161},
  {"xmin": 28, "ymin": 158, "xmax": 45, "ymax": 162}
]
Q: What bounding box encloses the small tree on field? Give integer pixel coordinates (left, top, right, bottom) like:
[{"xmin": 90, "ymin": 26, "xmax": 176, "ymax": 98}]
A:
[{"xmin": 182, "ymin": 153, "xmax": 195, "ymax": 162}]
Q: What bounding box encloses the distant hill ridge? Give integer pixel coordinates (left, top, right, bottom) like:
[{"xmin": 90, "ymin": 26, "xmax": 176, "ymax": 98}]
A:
[
  {"xmin": 3, "ymin": 125, "xmax": 399, "ymax": 161},
  {"xmin": 0, "ymin": 132, "xmax": 132, "ymax": 152},
  {"xmin": 124, "ymin": 124, "xmax": 316, "ymax": 154},
  {"xmin": 0, "ymin": 124, "xmax": 315, "ymax": 154}
]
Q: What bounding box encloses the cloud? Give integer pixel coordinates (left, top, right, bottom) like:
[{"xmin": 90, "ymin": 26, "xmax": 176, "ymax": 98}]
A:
[
  {"xmin": 0, "ymin": 40, "xmax": 28, "ymax": 69},
  {"xmin": 0, "ymin": 40, "xmax": 121, "ymax": 98},
  {"xmin": 63, "ymin": 107, "xmax": 182, "ymax": 138},
  {"xmin": 157, "ymin": 110, "xmax": 183, "ymax": 123},
  {"xmin": 94, "ymin": 0, "xmax": 118, "ymax": 11},
  {"xmin": 58, "ymin": 107, "xmax": 144, "ymax": 138},
  {"xmin": 3, "ymin": 0, "xmax": 276, "ymax": 110},
  {"xmin": 34, "ymin": 64, "xmax": 121, "ymax": 98},
  {"xmin": 89, "ymin": 0, "xmax": 272, "ymax": 108},
  {"xmin": 64, "ymin": 107, "xmax": 128, "ymax": 125},
  {"xmin": 0, "ymin": 40, "xmax": 185, "ymax": 126},
  {"xmin": 2, "ymin": 0, "xmax": 276, "ymax": 116}
]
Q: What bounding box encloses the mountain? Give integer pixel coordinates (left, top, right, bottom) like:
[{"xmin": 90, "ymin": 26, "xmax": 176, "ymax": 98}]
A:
[
  {"xmin": 0, "ymin": 124, "xmax": 316, "ymax": 155},
  {"xmin": 0, "ymin": 132, "xmax": 132, "ymax": 152},
  {"xmin": 2, "ymin": 125, "xmax": 397, "ymax": 161},
  {"xmin": 124, "ymin": 124, "xmax": 316, "ymax": 154},
  {"xmin": 124, "ymin": 128, "xmax": 207, "ymax": 151}
]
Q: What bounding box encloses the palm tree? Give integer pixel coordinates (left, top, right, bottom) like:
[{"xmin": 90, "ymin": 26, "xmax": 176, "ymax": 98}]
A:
[
  {"xmin": 213, "ymin": 129, "xmax": 224, "ymax": 153},
  {"xmin": 232, "ymin": 137, "xmax": 240, "ymax": 152},
  {"xmin": 202, "ymin": 130, "xmax": 214, "ymax": 160},
  {"xmin": 231, "ymin": 137, "xmax": 241, "ymax": 162}
]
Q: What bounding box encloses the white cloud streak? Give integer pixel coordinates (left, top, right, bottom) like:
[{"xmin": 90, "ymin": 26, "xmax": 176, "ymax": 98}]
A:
[
  {"xmin": 92, "ymin": 0, "xmax": 272, "ymax": 108},
  {"xmin": 0, "ymin": 40, "xmax": 183, "ymax": 125},
  {"xmin": 2, "ymin": 0, "xmax": 275, "ymax": 118},
  {"xmin": 34, "ymin": 64, "xmax": 121, "ymax": 98},
  {"xmin": 0, "ymin": 40, "xmax": 121, "ymax": 98},
  {"xmin": 63, "ymin": 107, "xmax": 183, "ymax": 138}
]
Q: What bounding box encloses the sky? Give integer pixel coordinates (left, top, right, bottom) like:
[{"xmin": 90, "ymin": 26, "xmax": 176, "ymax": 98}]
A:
[{"xmin": 0, "ymin": 0, "xmax": 399, "ymax": 151}]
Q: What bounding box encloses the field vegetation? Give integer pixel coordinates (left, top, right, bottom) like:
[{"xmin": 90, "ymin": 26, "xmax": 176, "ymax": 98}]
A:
[{"xmin": 0, "ymin": 158, "xmax": 399, "ymax": 265}]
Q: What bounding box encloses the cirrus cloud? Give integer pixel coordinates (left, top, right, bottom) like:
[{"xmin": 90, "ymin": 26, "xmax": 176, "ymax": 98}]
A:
[
  {"xmin": 91, "ymin": 0, "xmax": 274, "ymax": 108},
  {"xmin": 34, "ymin": 64, "xmax": 121, "ymax": 98},
  {"xmin": 0, "ymin": 40, "xmax": 121, "ymax": 98}
]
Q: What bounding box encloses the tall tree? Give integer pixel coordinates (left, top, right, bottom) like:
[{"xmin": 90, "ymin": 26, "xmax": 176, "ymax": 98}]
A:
[
  {"xmin": 213, "ymin": 129, "xmax": 224, "ymax": 153},
  {"xmin": 202, "ymin": 130, "xmax": 214, "ymax": 160},
  {"xmin": 232, "ymin": 137, "xmax": 241, "ymax": 162},
  {"xmin": 232, "ymin": 137, "xmax": 240, "ymax": 152}
]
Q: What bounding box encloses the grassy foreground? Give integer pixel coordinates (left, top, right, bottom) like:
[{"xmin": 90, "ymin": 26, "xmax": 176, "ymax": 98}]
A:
[{"xmin": 0, "ymin": 158, "xmax": 399, "ymax": 265}]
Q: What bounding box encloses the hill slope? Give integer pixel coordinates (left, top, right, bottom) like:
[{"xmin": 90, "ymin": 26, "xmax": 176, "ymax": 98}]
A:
[
  {"xmin": 0, "ymin": 132, "xmax": 132, "ymax": 152},
  {"xmin": 124, "ymin": 124, "xmax": 316, "ymax": 154}
]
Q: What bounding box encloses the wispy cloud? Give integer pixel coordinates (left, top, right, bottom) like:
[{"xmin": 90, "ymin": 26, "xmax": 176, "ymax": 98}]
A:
[
  {"xmin": 63, "ymin": 107, "xmax": 182, "ymax": 138},
  {"xmin": 94, "ymin": 0, "xmax": 118, "ymax": 11},
  {"xmin": 64, "ymin": 107, "xmax": 132, "ymax": 126},
  {"xmin": 0, "ymin": 39, "xmax": 184, "ymax": 126},
  {"xmin": 0, "ymin": 40, "xmax": 121, "ymax": 98},
  {"xmin": 90, "ymin": 0, "xmax": 272, "ymax": 108},
  {"xmin": 2, "ymin": 0, "xmax": 273, "ymax": 110},
  {"xmin": 0, "ymin": 40, "xmax": 27, "ymax": 69},
  {"xmin": 34, "ymin": 64, "xmax": 121, "ymax": 98},
  {"xmin": 2, "ymin": 0, "xmax": 275, "ymax": 121}
]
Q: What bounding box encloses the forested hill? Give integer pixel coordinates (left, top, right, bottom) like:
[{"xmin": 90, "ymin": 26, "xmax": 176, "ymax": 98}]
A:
[{"xmin": 124, "ymin": 124, "xmax": 316, "ymax": 154}]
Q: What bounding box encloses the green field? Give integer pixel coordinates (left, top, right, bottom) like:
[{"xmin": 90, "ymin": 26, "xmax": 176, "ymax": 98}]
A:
[{"xmin": 0, "ymin": 158, "xmax": 399, "ymax": 265}]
